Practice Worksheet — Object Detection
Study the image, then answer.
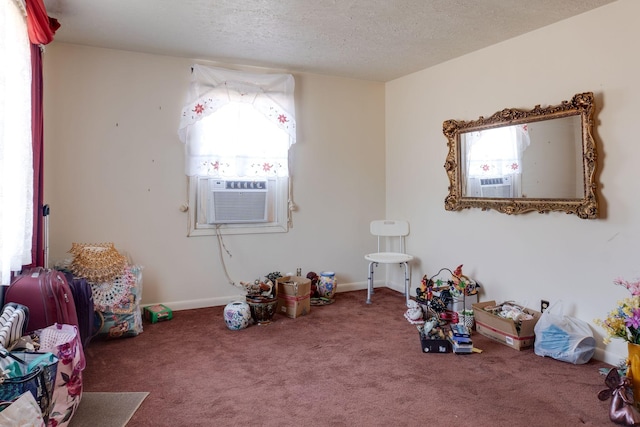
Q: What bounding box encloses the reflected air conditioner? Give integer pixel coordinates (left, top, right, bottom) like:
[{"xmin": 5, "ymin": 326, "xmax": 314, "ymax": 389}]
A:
[{"xmin": 479, "ymin": 176, "xmax": 514, "ymax": 198}]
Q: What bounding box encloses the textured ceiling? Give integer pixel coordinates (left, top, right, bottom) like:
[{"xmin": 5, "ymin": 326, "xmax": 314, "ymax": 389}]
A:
[{"xmin": 43, "ymin": 0, "xmax": 616, "ymax": 82}]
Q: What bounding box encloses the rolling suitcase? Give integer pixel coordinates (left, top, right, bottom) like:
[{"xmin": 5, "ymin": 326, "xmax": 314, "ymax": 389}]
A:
[
  {"xmin": 64, "ymin": 272, "xmax": 94, "ymax": 348},
  {"xmin": 5, "ymin": 267, "xmax": 79, "ymax": 333}
]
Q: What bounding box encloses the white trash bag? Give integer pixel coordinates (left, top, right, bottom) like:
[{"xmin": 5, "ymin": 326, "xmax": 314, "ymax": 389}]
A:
[
  {"xmin": 0, "ymin": 392, "xmax": 45, "ymax": 426},
  {"xmin": 534, "ymin": 301, "xmax": 596, "ymax": 364}
]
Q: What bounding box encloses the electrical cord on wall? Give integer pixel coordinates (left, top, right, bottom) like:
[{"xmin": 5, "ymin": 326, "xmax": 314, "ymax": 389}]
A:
[
  {"xmin": 215, "ymin": 225, "xmax": 241, "ymax": 289},
  {"xmin": 185, "ymin": 177, "xmax": 243, "ymax": 291}
]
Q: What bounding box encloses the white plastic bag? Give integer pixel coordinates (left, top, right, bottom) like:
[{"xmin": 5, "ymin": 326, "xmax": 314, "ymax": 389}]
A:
[
  {"xmin": 0, "ymin": 391, "xmax": 45, "ymax": 426},
  {"xmin": 534, "ymin": 301, "xmax": 596, "ymax": 364}
]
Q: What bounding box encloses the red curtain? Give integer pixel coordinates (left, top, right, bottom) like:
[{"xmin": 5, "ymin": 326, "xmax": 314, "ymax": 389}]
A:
[
  {"xmin": 29, "ymin": 44, "xmax": 45, "ymax": 268},
  {"xmin": 24, "ymin": 0, "xmax": 59, "ymax": 268},
  {"xmin": 25, "ymin": 0, "xmax": 60, "ymax": 45}
]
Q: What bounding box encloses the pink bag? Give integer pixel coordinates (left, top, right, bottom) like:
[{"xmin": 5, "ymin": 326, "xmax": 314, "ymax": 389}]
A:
[{"xmin": 38, "ymin": 324, "xmax": 86, "ymax": 427}]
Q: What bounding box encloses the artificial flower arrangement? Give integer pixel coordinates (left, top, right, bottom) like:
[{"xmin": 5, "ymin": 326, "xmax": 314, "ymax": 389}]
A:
[
  {"xmin": 594, "ymin": 277, "xmax": 640, "ymax": 422},
  {"xmin": 239, "ymin": 271, "xmax": 282, "ymax": 300},
  {"xmin": 415, "ymin": 265, "xmax": 479, "ymax": 311},
  {"xmin": 235, "ymin": 272, "xmax": 282, "ymax": 325},
  {"xmin": 595, "ymin": 277, "xmax": 640, "ymax": 345}
]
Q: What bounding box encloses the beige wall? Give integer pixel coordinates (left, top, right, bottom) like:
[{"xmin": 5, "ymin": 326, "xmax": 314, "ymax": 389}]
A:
[
  {"xmin": 43, "ymin": 45, "xmax": 386, "ymax": 309},
  {"xmin": 386, "ymin": 0, "xmax": 637, "ymax": 363}
]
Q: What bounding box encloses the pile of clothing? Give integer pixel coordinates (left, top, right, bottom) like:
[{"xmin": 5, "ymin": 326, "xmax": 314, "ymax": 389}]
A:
[{"xmin": 67, "ymin": 243, "xmax": 144, "ymax": 339}]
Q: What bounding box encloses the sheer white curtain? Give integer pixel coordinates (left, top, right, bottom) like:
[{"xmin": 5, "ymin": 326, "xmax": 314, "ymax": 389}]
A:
[
  {"xmin": 177, "ymin": 65, "xmax": 296, "ymax": 178},
  {"xmin": 0, "ymin": 0, "xmax": 33, "ymax": 285},
  {"xmin": 465, "ymin": 124, "xmax": 530, "ymax": 178}
]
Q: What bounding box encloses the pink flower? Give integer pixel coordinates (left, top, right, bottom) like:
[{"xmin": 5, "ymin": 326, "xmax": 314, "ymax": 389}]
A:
[
  {"xmin": 614, "ymin": 277, "xmax": 640, "ymax": 296},
  {"xmin": 626, "ymin": 308, "xmax": 640, "ymax": 329},
  {"xmin": 64, "ymin": 369, "xmax": 83, "ymax": 398},
  {"xmin": 57, "ymin": 342, "xmax": 75, "ymax": 365}
]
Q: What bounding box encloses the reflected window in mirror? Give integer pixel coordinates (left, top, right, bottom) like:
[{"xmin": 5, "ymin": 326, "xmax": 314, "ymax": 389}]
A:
[{"xmin": 462, "ymin": 124, "xmax": 530, "ymax": 198}]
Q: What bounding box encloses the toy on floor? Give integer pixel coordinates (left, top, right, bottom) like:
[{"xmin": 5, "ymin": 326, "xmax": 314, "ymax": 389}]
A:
[
  {"xmin": 404, "ymin": 300, "xmax": 424, "ymax": 323},
  {"xmin": 598, "ymin": 367, "xmax": 640, "ymax": 426}
]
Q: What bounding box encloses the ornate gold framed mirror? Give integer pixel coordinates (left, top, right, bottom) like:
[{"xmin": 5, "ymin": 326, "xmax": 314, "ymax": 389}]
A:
[{"xmin": 443, "ymin": 92, "xmax": 598, "ymax": 219}]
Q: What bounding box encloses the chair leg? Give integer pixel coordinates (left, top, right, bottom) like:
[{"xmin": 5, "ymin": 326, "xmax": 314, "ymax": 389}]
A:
[
  {"xmin": 367, "ymin": 261, "xmax": 376, "ymax": 304},
  {"xmin": 403, "ymin": 262, "xmax": 410, "ymax": 307}
]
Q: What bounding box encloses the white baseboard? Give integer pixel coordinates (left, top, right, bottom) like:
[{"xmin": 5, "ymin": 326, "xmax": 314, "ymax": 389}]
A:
[
  {"xmin": 595, "ymin": 347, "xmax": 626, "ymax": 366},
  {"xmin": 144, "ymin": 280, "xmax": 371, "ymax": 311}
]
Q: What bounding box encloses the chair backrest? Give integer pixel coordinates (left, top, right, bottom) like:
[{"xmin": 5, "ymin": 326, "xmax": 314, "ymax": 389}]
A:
[{"xmin": 370, "ymin": 220, "xmax": 410, "ymax": 253}]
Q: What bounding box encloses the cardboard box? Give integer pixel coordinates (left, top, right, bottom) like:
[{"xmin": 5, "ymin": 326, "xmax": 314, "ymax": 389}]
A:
[
  {"xmin": 472, "ymin": 300, "xmax": 541, "ymax": 350},
  {"xmin": 276, "ymin": 276, "xmax": 311, "ymax": 318},
  {"xmin": 144, "ymin": 304, "xmax": 173, "ymax": 323}
]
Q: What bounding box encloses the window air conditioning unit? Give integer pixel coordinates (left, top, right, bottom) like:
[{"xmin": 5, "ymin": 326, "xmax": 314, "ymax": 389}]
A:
[
  {"xmin": 479, "ymin": 176, "xmax": 514, "ymax": 198},
  {"xmin": 206, "ymin": 179, "xmax": 269, "ymax": 224}
]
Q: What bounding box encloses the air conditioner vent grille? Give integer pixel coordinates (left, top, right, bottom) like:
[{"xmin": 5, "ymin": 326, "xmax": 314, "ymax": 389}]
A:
[
  {"xmin": 207, "ymin": 179, "xmax": 269, "ymax": 224},
  {"xmin": 479, "ymin": 176, "xmax": 513, "ymax": 198}
]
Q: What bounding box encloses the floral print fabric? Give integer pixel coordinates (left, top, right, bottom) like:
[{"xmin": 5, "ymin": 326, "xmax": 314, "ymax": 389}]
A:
[{"xmin": 38, "ymin": 324, "xmax": 86, "ymax": 427}]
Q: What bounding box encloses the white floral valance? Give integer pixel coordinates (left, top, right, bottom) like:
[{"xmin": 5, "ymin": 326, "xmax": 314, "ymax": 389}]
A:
[{"xmin": 177, "ymin": 65, "xmax": 296, "ymax": 177}]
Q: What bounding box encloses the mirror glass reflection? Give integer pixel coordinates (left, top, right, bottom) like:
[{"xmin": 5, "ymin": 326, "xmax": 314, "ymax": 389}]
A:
[{"xmin": 460, "ymin": 115, "xmax": 583, "ymax": 199}]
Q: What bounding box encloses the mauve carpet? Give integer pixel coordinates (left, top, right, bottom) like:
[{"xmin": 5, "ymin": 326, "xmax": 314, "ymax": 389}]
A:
[{"xmin": 82, "ymin": 288, "xmax": 616, "ymax": 426}]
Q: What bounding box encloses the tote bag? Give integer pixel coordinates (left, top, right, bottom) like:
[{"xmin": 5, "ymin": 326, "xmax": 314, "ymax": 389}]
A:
[
  {"xmin": 39, "ymin": 324, "xmax": 86, "ymax": 427},
  {"xmin": 0, "ymin": 351, "xmax": 58, "ymax": 422}
]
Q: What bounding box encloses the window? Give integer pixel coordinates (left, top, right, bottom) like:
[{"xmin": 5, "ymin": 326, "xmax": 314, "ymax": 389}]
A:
[
  {"xmin": 177, "ymin": 65, "xmax": 296, "ymax": 236},
  {"xmin": 0, "ymin": 0, "xmax": 33, "ymax": 284}
]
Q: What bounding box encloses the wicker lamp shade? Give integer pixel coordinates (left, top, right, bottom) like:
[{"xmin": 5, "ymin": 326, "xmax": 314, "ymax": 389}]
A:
[{"xmin": 69, "ymin": 242, "xmax": 127, "ymax": 283}]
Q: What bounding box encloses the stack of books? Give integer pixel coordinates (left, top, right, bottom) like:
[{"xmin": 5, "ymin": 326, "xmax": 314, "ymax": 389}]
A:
[{"xmin": 448, "ymin": 323, "xmax": 473, "ymax": 354}]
